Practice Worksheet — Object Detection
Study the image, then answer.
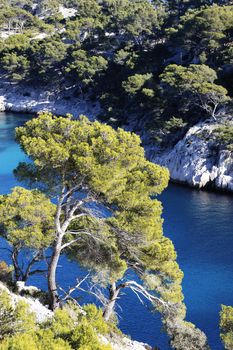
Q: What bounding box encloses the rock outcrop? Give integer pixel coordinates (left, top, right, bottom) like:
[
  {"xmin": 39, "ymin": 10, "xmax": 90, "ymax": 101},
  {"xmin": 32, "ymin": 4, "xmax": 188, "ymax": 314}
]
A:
[
  {"xmin": 149, "ymin": 120, "xmax": 233, "ymax": 192},
  {"xmin": 16, "ymin": 281, "xmax": 40, "ymax": 296},
  {"xmin": 100, "ymin": 335, "xmax": 152, "ymax": 350},
  {"xmin": 0, "ymin": 281, "xmax": 53, "ymax": 323},
  {"xmin": 0, "ymin": 80, "xmax": 101, "ymax": 119}
]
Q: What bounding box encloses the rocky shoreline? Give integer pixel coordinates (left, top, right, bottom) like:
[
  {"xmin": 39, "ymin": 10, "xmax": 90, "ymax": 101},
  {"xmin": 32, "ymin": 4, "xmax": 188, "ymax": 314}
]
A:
[
  {"xmin": 0, "ymin": 82, "xmax": 232, "ymax": 193},
  {"xmin": 149, "ymin": 121, "xmax": 233, "ymax": 193},
  {"xmin": 0, "ymin": 80, "xmax": 101, "ymax": 119}
]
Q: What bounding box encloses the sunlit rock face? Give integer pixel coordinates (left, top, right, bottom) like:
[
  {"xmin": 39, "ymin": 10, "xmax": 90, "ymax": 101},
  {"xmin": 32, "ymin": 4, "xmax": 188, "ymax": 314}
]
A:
[
  {"xmin": 0, "ymin": 281, "xmax": 53, "ymax": 323},
  {"xmin": 0, "ymin": 79, "xmax": 101, "ymax": 119},
  {"xmin": 151, "ymin": 120, "xmax": 233, "ymax": 192}
]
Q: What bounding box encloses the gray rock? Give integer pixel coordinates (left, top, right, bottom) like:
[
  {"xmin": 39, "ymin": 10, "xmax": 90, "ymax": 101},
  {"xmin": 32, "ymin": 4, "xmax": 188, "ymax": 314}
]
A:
[
  {"xmin": 0, "ymin": 80, "xmax": 101, "ymax": 119},
  {"xmin": 151, "ymin": 121, "xmax": 233, "ymax": 192},
  {"xmin": 0, "ymin": 281, "xmax": 53, "ymax": 323},
  {"xmin": 99, "ymin": 334, "xmax": 152, "ymax": 350},
  {"xmin": 16, "ymin": 281, "xmax": 40, "ymax": 296}
]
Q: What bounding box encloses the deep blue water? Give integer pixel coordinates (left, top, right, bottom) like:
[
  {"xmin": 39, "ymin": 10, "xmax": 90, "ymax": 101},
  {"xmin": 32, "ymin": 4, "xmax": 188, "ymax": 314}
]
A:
[
  {"xmin": 161, "ymin": 186, "xmax": 233, "ymax": 350},
  {"xmin": 0, "ymin": 112, "xmax": 232, "ymax": 350}
]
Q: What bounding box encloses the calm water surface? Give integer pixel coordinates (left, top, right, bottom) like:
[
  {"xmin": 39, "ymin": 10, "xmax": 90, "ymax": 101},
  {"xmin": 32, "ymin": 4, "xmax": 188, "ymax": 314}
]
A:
[{"xmin": 0, "ymin": 112, "xmax": 232, "ymax": 350}]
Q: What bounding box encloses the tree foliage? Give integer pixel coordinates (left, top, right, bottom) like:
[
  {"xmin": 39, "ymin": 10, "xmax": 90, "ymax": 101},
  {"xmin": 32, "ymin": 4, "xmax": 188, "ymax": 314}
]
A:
[
  {"xmin": 15, "ymin": 112, "xmax": 180, "ymax": 313},
  {"xmin": 220, "ymin": 305, "xmax": 233, "ymax": 350},
  {"xmin": 66, "ymin": 49, "xmax": 107, "ymax": 87},
  {"xmin": 0, "ymin": 290, "xmax": 112, "ymax": 350},
  {"xmin": 169, "ymin": 5, "xmax": 233, "ymax": 63},
  {"xmin": 0, "ymin": 187, "xmax": 55, "ymax": 281},
  {"xmin": 213, "ymin": 124, "xmax": 233, "ymax": 151},
  {"xmin": 0, "ymin": 0, "xmax": 232, "ymax": 142},
  {"xmin": 160, "ymin": 64, "xmax": 230, "ymax": 120}
]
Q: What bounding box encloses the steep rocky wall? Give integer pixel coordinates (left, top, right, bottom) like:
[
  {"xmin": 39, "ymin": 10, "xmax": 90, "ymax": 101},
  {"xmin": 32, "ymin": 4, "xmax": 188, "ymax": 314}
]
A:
[{"xmin": 150, "ymin": 121, "xmax": 233, "ymax": 192}]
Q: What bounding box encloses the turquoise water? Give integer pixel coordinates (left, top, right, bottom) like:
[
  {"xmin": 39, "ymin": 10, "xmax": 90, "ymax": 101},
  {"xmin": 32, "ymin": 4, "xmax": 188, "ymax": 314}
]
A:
[
  {"xmin": 0, "ymin": 112, "xmax": 32, "ymax": 194},
  {"xmin": 0, "ymin": 112, "xmax": 233, "ymax": 349}
]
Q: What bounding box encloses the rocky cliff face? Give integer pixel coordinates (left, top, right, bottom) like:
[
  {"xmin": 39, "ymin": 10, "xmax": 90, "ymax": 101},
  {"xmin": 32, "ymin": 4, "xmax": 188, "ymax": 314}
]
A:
[
  {"xmin": 149, "ymin": 121, "xmax": 233, "ymax": 192},
  {"xmin": 0, "ymin": 80, "xmax": 101, "ymax": 119}
]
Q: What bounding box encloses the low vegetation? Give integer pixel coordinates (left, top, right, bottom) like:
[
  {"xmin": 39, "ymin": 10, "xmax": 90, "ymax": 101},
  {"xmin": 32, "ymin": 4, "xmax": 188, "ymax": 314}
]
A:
[
  {"xmin": 0, "ymin": 289, "xmax": 113, "ymax": 350},
  {"xmin": 213, "ymin": 125, "xmax": 233, "ymax": 151}
]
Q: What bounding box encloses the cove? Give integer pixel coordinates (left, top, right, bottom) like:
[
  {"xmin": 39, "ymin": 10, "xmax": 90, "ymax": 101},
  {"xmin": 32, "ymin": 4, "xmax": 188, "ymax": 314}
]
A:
[{"xmin": 0, "ymin": 112, "xmax": 233, "ymax": 350}]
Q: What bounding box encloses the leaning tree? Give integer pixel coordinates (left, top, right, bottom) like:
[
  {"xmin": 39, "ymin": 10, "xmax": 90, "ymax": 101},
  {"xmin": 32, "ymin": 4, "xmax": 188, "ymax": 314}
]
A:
[
  {"xmin": 15, "ymin": 112, "xmax": 180, "ymax": 311},
  {"xmin": 14, "ymin": 112, "xmax": 210, "ymax": 349}
]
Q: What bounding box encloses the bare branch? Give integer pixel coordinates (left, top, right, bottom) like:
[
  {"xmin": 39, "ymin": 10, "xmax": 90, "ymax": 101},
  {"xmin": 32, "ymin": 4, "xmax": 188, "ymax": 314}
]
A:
[
  {"xmin": 129, "ymin": 286, "xmax": 145, "ymax": 305},
  {"xmin": 22, "ymin": 250, "xmax": 44, "ymax": 281},
  {"xmin": 60, "ymin": 237, "xmax": 82, "ymax": 250},
  {"xmin": 124, "ymin": 280, "xmax": 169, "ymax": 308},
  {"xmin": 61, "ymin": 230, "xmax": 109, "ymax": 250},
  {"xmin": 59, "ymin": 273, "xmax": 108, "ymax": 307},
  {"xmin": 29, "ymin": 269, "xmax": 47, "ymax": 276},
  {"xmin": 58, "ymin": 285, "xmax": 84, "ymax": 311}
]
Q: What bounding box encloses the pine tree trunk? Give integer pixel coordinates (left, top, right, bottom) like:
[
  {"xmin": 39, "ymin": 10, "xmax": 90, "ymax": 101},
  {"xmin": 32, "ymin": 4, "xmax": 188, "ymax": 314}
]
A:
[
  {"xmin": 48, "ymin": 239, "xmax": 62, "ymax": 310},
  {"xmin": 11, "ymin": 248, "xmax": 21, "ymax": 281},
  {"xmin": 103, "ymin": 282, "xmax": 122, "ymax": 321},
  {"xmin": 22, "ymin": 251, "xmax": 41, "ymax": 283}
]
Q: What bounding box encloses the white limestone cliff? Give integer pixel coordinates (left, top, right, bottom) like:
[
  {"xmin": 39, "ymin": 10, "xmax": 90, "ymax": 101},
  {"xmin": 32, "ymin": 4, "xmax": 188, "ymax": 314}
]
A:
[
  {"xmin": 150, "ymin": 121, "xmax": 233, "ymax": 192},
  {"xmin": 0, "ymin": 80, "xmax": 101, "ymax": 119}
]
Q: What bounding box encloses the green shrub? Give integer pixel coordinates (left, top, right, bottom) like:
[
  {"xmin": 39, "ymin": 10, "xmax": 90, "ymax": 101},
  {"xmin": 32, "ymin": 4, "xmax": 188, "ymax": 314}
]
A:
[
  {"xmin": 37, "ymin": 304, "xmax": 113, "ymax": 350},
  {"xmin": 213, "ymin": 125, "xmax": 233, "ymax": 151},
  {"xmin": 0, "ymin": 290, "xmax": 36, "ymax": 340},
  {"xmin": 0, "ymin": 331, "xmax": 72, "ymax": 350},
  {"xmin": 220, "ymin": 305, "xmax": 233, "ymax": 350},
  {"xmin": 83, "ymin": 304, "xmax": 109, "ymax": 334}
]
